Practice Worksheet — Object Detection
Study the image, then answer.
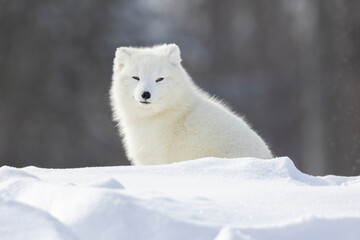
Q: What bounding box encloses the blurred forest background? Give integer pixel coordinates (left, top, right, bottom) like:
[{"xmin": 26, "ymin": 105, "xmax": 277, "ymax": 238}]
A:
[{"xmin": 0, "ymin": 0, "xmax": 359, "ymax": 176}]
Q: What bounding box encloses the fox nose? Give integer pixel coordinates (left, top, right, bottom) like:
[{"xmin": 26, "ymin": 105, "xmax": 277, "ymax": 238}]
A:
[{"xmin": 141, "ymin": 91, "xmax": 151, "ymax": 100}]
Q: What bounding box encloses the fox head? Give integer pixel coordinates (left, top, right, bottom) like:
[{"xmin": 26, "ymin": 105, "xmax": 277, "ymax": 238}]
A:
[{"xmin": 111, "ymin": 44, "xmax": 194, "ymax": 118}]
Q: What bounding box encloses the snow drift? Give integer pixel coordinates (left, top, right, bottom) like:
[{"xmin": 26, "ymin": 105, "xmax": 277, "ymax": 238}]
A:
[{"xmin": 0, "ymin": 157, "xmax": 359, "ymax": 240}]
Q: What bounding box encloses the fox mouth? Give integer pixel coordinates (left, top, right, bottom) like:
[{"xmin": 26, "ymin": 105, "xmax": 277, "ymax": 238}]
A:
[{"xmin": 140, "ymin": 101, "xmax": 151, "ymax": 105}]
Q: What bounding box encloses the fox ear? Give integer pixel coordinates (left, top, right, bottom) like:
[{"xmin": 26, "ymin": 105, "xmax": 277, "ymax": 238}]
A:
[
  {"xmin": 115, "ymin": 47, "xmax": 132, "ymax": 65},
  {"xmin": 166, "ymin": 44, "xmax": 181, "ymax": 65}
]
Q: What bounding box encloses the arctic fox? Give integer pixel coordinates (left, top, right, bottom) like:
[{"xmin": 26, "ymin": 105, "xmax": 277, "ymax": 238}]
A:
[{"xmin": 110, "ymin": 44, "xmax": 272, "ymax": 165}]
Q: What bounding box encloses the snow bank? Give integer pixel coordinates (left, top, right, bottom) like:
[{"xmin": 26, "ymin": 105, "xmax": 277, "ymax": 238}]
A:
[{"xmin": 0, "ymin": 157, "xmax": 359, "ymax": 240}]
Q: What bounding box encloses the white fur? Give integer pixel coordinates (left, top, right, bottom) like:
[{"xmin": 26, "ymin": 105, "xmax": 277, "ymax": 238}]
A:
[{"xmin": 110, "ymin": 44, "xmax": 273, "ymax": 165}]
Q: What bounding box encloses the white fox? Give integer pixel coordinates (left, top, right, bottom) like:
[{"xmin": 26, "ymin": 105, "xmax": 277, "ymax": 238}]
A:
[{"xmin": 110, "ymin": 44, "xmax": 272, "ymax": 165}]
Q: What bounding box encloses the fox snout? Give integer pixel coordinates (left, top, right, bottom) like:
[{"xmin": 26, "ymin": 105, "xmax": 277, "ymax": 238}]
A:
[
  {"xmin": 135, "ymin": 83, "xmax": 155, "ymax": 104},
  {"xmin": 139, "ymin": 91, "xmax": 152, "ymax": 105}
]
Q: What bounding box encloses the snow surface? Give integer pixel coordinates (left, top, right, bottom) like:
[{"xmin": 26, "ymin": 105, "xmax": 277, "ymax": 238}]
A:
[{"xmin": 0, "ymin": 157, "xmax": 359, "ymax": 240}]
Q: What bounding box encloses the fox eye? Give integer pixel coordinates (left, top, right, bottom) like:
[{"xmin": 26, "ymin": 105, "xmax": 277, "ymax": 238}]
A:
[
  {"xmin": 132, "ymin": 76, "xmax": 140, "ymax": 81},
  {"xmin": 156, "ymin": 77, "xmax": 164, "ymax": 83}
]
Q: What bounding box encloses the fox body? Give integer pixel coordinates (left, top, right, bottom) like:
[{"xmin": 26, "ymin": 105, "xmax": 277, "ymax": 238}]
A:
[{"xmin": 110, "ymin": 44, "xmax": 272, "ymax": 165}]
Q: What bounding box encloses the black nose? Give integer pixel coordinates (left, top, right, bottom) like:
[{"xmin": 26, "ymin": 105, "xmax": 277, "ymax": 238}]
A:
[{"xmin": 141, "ymin": 91, "xmax": 151, "ymax": 100}]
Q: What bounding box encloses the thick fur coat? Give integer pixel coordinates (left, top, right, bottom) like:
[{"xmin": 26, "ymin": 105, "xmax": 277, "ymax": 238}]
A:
[{"xmin": 110, "ymin": 44, "xmax": 272, "ymax": 165}]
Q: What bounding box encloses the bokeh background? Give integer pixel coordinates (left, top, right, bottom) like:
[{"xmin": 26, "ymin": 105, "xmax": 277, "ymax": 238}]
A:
[{"xmin": 1, "ymin": 0, "xmax": 359, "ymax": 176}]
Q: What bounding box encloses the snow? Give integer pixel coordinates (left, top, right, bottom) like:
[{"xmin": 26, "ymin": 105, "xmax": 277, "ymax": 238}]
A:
[{"xmin": 0, "ymin": 157, "xmax": 359, "ymax": 240}]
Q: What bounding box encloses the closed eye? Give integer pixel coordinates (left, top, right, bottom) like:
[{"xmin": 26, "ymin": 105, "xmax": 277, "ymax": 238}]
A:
[
  {"xmin": 132, "ymin": 76, "xmax": 140, "ymax": 81},
  {"xmin": 156, "ymin": 77, "xmax": 164, "ymax": 83}
]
